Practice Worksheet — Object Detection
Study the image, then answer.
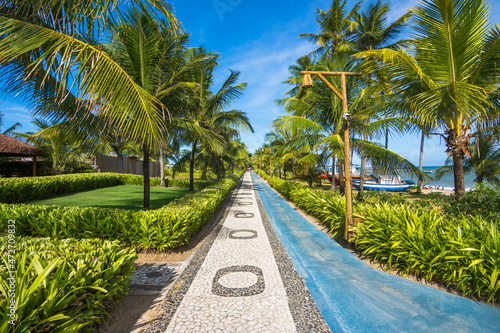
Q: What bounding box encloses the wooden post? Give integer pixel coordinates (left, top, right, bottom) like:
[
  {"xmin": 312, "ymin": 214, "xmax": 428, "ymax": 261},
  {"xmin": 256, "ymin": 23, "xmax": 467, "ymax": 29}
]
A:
[
  {"xmin": 32, "ymin": 156, "xmax": 37, "ymax": 177},
  {"xmin": 300, "ymin": 70, "xmax": 359, "ymax": 240},
  {"xmin": 341, "ymin": 73, "xmax": 353, "ymax": 240}
]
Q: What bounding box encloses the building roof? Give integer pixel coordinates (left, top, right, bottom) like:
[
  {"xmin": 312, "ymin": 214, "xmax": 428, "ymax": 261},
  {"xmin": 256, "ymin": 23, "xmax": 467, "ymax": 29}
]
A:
[{"xmin": 0, "ymin": 133, "xmax": 43, "ymax": 157}]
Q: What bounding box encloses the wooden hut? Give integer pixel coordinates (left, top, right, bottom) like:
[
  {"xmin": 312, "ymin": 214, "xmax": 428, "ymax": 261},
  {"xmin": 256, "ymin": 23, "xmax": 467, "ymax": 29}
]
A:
[{"xmin": 0, "ymin": 134, "xmax": 43, "ymax": 176}]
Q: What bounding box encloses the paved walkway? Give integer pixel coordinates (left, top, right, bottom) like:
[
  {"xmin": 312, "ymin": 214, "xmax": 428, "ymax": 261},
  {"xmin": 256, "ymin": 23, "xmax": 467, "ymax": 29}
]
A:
[
  {"xmin": 142, "ymin": 172, "xmax": 500, "ymax": 333},
  {"xmin": 143, "ymin": 172, "xmax": 330, "ymax": 332},
  {"xmin": 252, "ymin": 171, "xmax": 500, "ymax": 332}
]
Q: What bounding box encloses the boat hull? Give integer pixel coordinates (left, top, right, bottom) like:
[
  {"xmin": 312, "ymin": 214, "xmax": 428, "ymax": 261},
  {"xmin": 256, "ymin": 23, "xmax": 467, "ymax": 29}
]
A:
[{"xmin": 352, "ymin": 181, "xmax": 415, "ymax": 192}]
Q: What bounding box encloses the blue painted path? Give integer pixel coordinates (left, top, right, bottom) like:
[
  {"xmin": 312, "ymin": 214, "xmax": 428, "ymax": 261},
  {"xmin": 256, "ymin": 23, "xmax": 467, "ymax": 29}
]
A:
[{"xmin": 252, "ymin": 172, "xmax": 500, "ymax": 332}]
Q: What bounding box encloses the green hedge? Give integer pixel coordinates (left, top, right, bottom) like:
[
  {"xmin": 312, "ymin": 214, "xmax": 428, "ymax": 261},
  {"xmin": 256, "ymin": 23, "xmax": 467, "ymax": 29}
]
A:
[
  {"xmin": 0, "ymin": 174, "xmax": 241, "ymax": 250},
  {"xmin": 256, "ymin": 171, "xmax": 500, "ymax": 304},
  {"xmin": 0, "ymin": 173, "xmax": 214, "ymax": 204},
  {"xmin": 356, "ymin": 204, "xmax": 500, "ymax": 303},
  {"xmin": 0, "ymin": 237, "xmax": 136, "ymax": 332}
]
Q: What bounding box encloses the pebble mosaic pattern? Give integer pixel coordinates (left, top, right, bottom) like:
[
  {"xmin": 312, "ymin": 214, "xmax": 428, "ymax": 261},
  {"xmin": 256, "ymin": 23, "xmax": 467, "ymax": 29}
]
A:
[
  {"xmin": 141, "ymin": 173, "xmax": 331, "ymax": 333},
  {"xmin": 129, "ymin": 263, "xmax": 178, "ymax": 291},
  {"xmin": 163, "ymin": 172, "xmax": 296, "ymax": 332},
  {"xmin": 234, "ymin": 212, "xmax": 255, "ymax": 218},
  {"xmin": 212, "ymin": 265, "xmax": 265, "ymax": 297},
  {"xmin": 228, "ymin": 229, "xmax": 258, "ymax": 239}
]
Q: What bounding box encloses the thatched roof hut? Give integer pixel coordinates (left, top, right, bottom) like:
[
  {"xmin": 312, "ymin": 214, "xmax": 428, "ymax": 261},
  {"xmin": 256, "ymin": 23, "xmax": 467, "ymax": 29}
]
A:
[{"xmin": 0, "ymin": 134, "xmax": 43, "ymax": 176}]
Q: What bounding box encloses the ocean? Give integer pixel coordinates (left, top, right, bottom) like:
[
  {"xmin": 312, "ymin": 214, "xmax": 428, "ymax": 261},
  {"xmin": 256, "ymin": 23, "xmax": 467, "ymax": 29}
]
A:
[{"xmin": 365, "ymin": 166, "xmax": 477, "ymax": 191}]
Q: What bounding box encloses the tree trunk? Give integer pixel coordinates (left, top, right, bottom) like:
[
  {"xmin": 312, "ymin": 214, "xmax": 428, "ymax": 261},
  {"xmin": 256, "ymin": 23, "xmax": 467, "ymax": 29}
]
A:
[
  {"xmin": 339, "ymin": 161, "xmax": 345, "ymax": 195},
  {"xmin": 385, "ymin": 124, "xmax": 389, "ymax": 149},
  {"xmin": 331, "ymin": 156, "xmax": 336, "ymax": 191},
  {"xmin": 292, "ymin": 159, "xmax": 296, "ymax": 179},
  {"xmin": 189, "ymin": 140, "xmax": 197, "ymax": 192},
  {"xmin": 417, "ymin": 131, "xmax": 425, "ymax": 193},
  {"xmin": 143, "ymin": 143, "xmax": 150, "ymax": 211},
  {"xmin": 452, "ymin": 149, "xmax": 466, "ymax": 197},
  {"xmin": 160, "ymin": 147, "xmax": 166, "ymax": 187},
  {"xmin": 357, "ymin": 134, "xmax": 367, "ymax": 200}
]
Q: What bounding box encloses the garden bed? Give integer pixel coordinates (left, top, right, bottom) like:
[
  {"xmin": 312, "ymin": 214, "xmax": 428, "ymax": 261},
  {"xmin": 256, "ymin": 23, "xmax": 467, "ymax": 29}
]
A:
[{"xmin": 0, "ymin": 237, "xmax": 137, "ymax": 332}]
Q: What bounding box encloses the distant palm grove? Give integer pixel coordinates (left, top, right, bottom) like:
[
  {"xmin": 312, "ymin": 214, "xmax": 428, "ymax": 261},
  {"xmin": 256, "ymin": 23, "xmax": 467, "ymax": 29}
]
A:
[
  {"xmin": 253, "ymin": 0, "xmax": 500, "ymax": 198},
  {"xmin": 0, "ymin": 0, "xmax": 253, "ymax": 210}
]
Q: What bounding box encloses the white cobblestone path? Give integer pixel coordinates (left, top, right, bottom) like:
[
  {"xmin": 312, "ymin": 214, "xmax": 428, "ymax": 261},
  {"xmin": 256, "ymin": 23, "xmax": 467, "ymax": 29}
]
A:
[{"xmin": 164, "ymin": 173, "xmax": 297, "ymax": 333}]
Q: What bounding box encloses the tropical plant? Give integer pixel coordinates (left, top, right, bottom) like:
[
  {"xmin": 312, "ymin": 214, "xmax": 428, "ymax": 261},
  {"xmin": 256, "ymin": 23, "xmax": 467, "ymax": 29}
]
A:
[
  {"xmin": 354, "ymin": 0, "xmax": 500, "ymax": 197},
  {"xmin": 178, "ymin": 66, "xmax": 253, "ymax": 191},
  {"xmin": 0, "ymin": 237, "xmax": 136, "ymax": 332},
  {"xmin": 20, "ymin": 118, "xmax": 90, "ymax": 175},
  {"xmin": 435, "ymin": 135, "xmax": 500, "ymax": 185},
  {"xmin": 299, "ymin": 0, "xmax": 361, "ymax": 58},
  {"xmin": 0, "ymin": 173, "xmax": 241, "ymax": 250}
]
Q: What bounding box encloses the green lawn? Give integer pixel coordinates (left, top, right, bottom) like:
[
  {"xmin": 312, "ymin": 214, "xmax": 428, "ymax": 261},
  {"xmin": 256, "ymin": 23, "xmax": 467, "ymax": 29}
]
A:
[{"xmin": 27, "ymin": 185, "xmax": 192, "ymax": 211}]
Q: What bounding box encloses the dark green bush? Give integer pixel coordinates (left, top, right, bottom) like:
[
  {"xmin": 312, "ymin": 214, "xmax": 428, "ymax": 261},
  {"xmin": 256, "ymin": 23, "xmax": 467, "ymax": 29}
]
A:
[
  {"xmin": 0, "ymin": 173, "xmax": 241, "ymax": 250},
  {"xmin": 0, "ymin": 237, "xmax": 136, "ymax": 332},
  {"xmin": 0, "ymin": 173, "xmax": 122, "ymax": 203},
  {"xmin": 0, "ymin": 173, "xmax": 215, "ymax": 204}
]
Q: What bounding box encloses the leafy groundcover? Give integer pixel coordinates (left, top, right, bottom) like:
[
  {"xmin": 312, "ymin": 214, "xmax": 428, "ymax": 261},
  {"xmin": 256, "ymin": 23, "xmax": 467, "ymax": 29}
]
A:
[{"xmin": 0, "ymin": 237, "xmax": 136, "ymax": 332}]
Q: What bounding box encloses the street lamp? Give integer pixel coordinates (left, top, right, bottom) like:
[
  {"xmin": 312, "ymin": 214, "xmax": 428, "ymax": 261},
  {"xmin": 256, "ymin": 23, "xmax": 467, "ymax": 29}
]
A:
[{"xmin": 301, "ymin": 70, "xmax": 360, "ymax": 240}]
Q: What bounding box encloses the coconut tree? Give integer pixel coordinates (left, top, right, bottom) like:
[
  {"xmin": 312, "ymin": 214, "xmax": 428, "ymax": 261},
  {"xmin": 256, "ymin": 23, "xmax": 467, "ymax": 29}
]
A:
[
  {"xmin": 0, "ymin": 1, "xmax": 183, "ymax": 209},
  {"xmin": 0, "ymin": 0, "xmax": 180, "ymax": 144},
  {"xmin": 435, "ymin": 135, "xmax": 500, "ymax": 186},
  {"xmin": 299, "ymin": 0, "xmax": 361, "ymax": 59},
  {"xmin": 179, "ymin": 67, "xmax": 253, "ymax": 191},
  {"xmin": 354, "ymin": 0, "xmax": 500, "ymax": 197}
]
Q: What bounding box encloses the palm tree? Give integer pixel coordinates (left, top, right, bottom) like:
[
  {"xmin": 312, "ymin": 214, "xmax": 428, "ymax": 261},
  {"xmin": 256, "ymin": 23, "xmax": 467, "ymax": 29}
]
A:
[
  {"xmin": 436, "ymin": 135, "xmax": 500, "ymax": 186},
  {"xmin": 22, "ymin": 119, "xmax": 87, "ymax": 174},
  {"xmin": 0, "ymin": 1, "xmax": 180, "ymax": 145},
  {"xmin": 179, "ymin": 67, "xmax": 253, "ymax": 192},
  {"xmin": 299, "ymin": 0, "xmax": 361, "ymax": 59},
  {"xmin": 0, "ymin": 1, "xmax": 183, "ymax": 209},
  {"xmin": 354, "ymin": 0, "xmax": 500, "ymax": 197}
]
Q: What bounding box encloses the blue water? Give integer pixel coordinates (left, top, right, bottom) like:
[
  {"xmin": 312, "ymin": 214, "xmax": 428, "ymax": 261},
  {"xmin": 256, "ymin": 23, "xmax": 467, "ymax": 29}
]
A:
[{"xmin": 365, "ymin": 166, "xmax": 477, "ymax": 191}]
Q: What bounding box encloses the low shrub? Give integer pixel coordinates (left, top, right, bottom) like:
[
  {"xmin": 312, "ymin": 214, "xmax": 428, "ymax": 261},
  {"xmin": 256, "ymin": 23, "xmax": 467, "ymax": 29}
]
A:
[
  {"xmin": 0, "ymin": 173, "xmax": 215, "ymax": 204},
  {"xmin": 0, "ymin": 173, "xmax": 241, "ymax": 250},
  {"xmin": 356, "ymin": 204, "xmax": 500, "ymax": 303},
  {"xmin": 0, "ymin": 237, "xmax": 136, "ymax": 332}
]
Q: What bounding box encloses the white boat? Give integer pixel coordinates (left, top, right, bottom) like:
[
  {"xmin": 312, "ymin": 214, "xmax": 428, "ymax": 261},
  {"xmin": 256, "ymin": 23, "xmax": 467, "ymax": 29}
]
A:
[{"xmin": 352, "ymin": 175, "xmax": 416, "ymax": 192}]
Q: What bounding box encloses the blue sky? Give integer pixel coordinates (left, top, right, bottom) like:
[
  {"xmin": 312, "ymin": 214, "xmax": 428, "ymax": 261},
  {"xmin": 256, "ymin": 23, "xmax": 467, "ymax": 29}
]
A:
[{"xmin": 1, "ymin": 0, "xmax": 500, "ymax": 166}]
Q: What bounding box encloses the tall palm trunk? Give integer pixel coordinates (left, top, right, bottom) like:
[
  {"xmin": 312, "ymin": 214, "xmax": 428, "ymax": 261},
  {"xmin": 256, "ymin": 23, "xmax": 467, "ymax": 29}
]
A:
[
  {"xmin": 446, "ymin": 129, "xmax": 468, "ymax": 197},
  {"xmin": 385, "ymin": 123, "xmax": 389, "ymax": 149},
  {"xmin": 339, "ymin": 161, "xmax": 345, "ymax": 195},
  {"xmin": 160, "ymin": 147, "xmax": 166, "ymax": 187},
  {"xmin": 143, "ymin": 143, "xmax": 150, "ymax": 211},
  {"xmin": 452, "ymin": 150, "xmax": 466, "ymax": 197},
  {"xmin": 417, "ymin": 131, "xmax": 425, "ymax": 193},
  {"xmin": 189, "ymin": 140, "xmax": 197, "ymax": 192},
  {"xmin": 330, "ymin": 156, "xmax": 336, "ymax": 191},
  {"xmin": 357, "ymin": 133, "xmax": 368, "ymax": 199}
]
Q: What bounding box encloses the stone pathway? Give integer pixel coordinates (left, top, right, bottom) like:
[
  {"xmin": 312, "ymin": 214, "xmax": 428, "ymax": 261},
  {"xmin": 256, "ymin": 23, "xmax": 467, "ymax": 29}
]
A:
[{"xmin": 141, "ymin": 172, "xmax": 330, "ymax": 333}]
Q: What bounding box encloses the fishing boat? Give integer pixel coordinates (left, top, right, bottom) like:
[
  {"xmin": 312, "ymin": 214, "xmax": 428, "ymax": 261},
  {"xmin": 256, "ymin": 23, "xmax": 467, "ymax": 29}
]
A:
[{"xmin": 352, "ymin": 175, "xmax": 416, "ymax": 192}]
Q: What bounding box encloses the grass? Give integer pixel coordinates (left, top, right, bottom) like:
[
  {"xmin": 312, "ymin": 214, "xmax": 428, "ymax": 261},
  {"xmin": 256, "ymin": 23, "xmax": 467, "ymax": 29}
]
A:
[{"xmin": 27, "ymin": 185, "xmax": 193, "ymax": 211}]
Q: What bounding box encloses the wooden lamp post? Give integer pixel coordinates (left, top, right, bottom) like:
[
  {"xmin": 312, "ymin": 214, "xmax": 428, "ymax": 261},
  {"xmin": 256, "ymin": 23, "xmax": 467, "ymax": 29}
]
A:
[{"xmin": 301, "ymin": 70, "xmax": 360, "ymax": 240}]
